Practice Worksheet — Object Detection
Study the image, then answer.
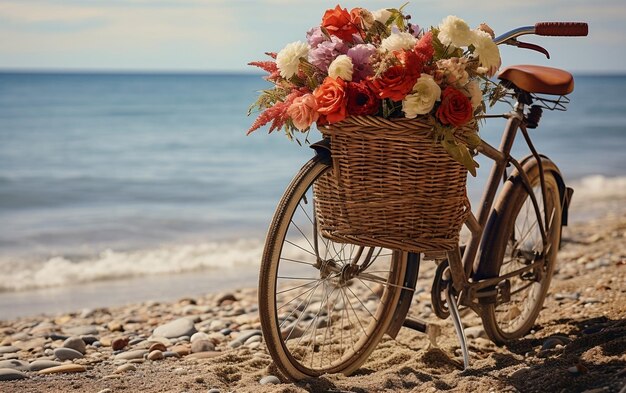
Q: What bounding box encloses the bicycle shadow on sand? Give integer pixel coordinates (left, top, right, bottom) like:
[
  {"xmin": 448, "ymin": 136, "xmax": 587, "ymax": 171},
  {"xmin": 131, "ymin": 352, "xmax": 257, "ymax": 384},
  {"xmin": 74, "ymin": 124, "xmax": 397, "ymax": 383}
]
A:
[{"xmin": 293, "ymin": 316, "xmax": 624, "ymax": 392}]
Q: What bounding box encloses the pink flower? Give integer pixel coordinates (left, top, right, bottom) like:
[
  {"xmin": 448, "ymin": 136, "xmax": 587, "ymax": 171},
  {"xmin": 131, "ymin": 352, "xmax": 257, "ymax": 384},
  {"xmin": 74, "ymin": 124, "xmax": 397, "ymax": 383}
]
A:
[{"xmin": 287, "ymin": 94, "xmax": 319, "ymax": 131}]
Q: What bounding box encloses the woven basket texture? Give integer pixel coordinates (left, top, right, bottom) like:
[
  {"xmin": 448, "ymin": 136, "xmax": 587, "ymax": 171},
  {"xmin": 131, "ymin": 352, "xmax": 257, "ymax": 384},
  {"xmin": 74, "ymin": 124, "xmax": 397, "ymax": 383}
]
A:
[{"xmin": 314, "ymin": 115, "xmax": 473, "ymax": 252}]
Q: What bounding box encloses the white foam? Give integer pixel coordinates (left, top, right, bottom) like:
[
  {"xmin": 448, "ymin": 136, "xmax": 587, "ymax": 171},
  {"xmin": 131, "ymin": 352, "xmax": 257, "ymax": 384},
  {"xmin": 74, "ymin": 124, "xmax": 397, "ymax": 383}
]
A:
[
  {"xmin": 0, "ymin": 238, "xmax": 265, "ymax": 292},
  {"xmin": 569, "ymin": 174, "xmax": 626, "ymax": 202}
]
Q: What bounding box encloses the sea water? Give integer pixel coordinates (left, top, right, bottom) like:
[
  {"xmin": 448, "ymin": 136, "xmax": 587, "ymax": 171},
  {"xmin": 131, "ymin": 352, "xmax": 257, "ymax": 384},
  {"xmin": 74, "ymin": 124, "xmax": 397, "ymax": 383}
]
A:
[{"xmin": 0, "ymin": 72, "xmax": 624, "ymax": 318}]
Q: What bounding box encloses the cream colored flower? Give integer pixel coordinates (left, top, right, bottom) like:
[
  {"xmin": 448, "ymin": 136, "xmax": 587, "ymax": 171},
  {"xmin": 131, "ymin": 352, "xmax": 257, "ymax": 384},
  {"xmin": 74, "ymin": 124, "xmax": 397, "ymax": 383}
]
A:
[
  {"xmin": 438, "ymin": 15, "xmax": 473, "ymax": 47},
  {"xmin": 276, "ymin": 41, "xmax": 309, "ymax": 79},
  {"xmin": 381, "ymin": 32, "xmax": 417, "ymax": 53},
  {"xmin": 372, "ymin": 8, "xmax": 392, "ymax": 24},
  {"xmin": 472, "ymin": 30, "xmax": 501, "ymax": 77},
  {"xmin": 402, "ymin": 74, "xmax": 442, "ymax": 118},
  {"xmin": 328, "ymin": 55, "xmax": 354, "ymax": 81},
  {"xmin": 464, "ymin": 80, "xmax": 483, "ymax": 109}
]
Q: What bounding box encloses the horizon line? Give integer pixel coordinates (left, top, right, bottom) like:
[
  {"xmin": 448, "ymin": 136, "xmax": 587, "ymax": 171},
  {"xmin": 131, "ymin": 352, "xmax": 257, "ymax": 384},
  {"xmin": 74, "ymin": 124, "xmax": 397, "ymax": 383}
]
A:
[{"xmin": 0, "ymin": 67, "xmax": 625, "ymax": 77}]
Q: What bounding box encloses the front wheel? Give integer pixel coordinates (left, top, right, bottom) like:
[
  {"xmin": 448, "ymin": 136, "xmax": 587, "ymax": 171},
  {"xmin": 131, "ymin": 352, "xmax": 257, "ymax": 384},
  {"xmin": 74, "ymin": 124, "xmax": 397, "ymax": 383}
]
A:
[
  {"xmin": 258, "ymin": 157, "xmax": 408, "ymax": 380},
  {"xmin": 479, "ymin": 164, "xmax": 562, "ymax": 344}
]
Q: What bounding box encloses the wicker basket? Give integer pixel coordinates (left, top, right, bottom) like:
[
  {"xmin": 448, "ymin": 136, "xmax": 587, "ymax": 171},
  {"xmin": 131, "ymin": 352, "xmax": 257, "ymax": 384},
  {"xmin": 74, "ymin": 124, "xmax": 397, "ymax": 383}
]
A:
[{"xmin": 314, "ymin": 115, "xmax": 474, "ymax": 253}]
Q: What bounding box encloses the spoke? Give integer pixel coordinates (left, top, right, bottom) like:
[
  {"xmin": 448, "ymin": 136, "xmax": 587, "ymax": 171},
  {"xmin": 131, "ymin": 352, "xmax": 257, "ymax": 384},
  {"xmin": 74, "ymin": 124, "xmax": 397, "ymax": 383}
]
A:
[
  {"xmin": 298, "ymin": 200, "xmax": 314, "ymax": 226},
  {"xmin": 291, "ymin": 220, "xmax": 317, "ymax": 257},
  {"xmin": 357, "ymin": 277, "xmax": 379, "ymax": 298},
  {"xmin": 343, "ymin": 285, "xmax": 369, "ymax": 339},
  {"xmin": 276, "ymin": 280, "xmax": 317, "ymax": 295},
  {"xmin": 346, "ymin": 285, "xmax": 378, "ymax": 322},
  {"xmin": 358, "ymin": 272, "xmax": 414, "ymax": 291},
  {"xmin": 277, "ymin": 276, "xmax": 320, "ymax": 281},
  {"xmin": 280, "ymin": 257, "xmax": 317, "ymax": 267},
  {"xmin": 277, "ymin": 283, "xmax": 319, "ymax": 312},
  {"xmin": 285, "ymin": 239, "xmax": 317, "ymax": 258},
  {"xmin": 280, "ymin": 279, "xmax": 322, "ymax": 331},
  {"xmin": 339, "ymin": 286, "xmax": 357, "ymax": 351}
]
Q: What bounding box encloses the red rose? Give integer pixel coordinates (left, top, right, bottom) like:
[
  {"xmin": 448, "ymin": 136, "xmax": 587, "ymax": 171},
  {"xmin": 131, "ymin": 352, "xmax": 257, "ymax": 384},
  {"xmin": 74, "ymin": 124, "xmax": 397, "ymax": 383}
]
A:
[
  {"xmin": 368, "ymin": 50, "xmax": 421, "ymax": 101},
  {"xmin": 436, "ymin": 86, "xmax": 474, "ymax": 127},
  {"xmin": 346, "ymin": 82, "xmax": 379, "ymax": 116},
  {"xmin": 314, "ymin": 77, "xmax": 347, "ymax": 124},
  {"xmin": 322, "ymin": 5, "xmax": 359, "ymax": 42}
]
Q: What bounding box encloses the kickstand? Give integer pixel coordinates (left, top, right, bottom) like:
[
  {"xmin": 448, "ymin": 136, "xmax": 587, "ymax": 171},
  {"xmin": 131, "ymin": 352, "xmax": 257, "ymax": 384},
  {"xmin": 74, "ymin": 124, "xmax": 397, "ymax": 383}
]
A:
[{"xmin": 445, "ymin": 286, "xmax": 470, "ymax": 370}]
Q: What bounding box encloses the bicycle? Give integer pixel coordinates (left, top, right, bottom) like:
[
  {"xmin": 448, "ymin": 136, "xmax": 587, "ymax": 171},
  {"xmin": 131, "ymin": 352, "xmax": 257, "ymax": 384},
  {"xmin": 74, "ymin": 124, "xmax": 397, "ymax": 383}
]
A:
[{"xmin": 257, "ymin": 22, "xmax": 588, "ymax": 380}]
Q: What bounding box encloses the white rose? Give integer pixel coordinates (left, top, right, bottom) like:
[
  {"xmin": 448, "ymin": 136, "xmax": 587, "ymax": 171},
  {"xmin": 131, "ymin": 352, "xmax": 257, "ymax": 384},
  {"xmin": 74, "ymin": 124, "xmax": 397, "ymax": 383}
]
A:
[
  {"xmin": 328, "ymin": 55, "xmax": 353, "ymax": 81},
  {"xmin": 438, "ymin": 15, "xmax": 473, "ymax": 47},
  {"xmin": 276, "ymin": 41, "xmax": 309, "ymax": 79},
  {"xmin": 372, "ymin": 9, "xmax": 392, "ymax": 24},
  {"xmin": 472, "ymin": 30, "xmax": 501, "ymax": 76},
  {"xmin": 402, "ymin": 74, "xmax": 442, "ymax": 118},
  {"xmin": 380, "ymin": 32, "xmax": 417, "ymax": 53},
  {"xmin": 465, "ymin": 80, "xmax": 483, "ymax": 109}
]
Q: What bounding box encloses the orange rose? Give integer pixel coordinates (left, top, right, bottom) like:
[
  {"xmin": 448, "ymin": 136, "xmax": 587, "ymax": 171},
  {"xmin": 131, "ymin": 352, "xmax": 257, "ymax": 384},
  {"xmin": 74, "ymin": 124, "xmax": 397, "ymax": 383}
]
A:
[
  {"xmin": 322, "ymin": 5, "xmax": 359, "ymax": 42},
  {"xmin": 314, "ymin": 77, "xmax": 347, "ymax": 124},
  {"xmin": 436, "ymin": 86, "xmax": 473, "ymax": 127},
  {"xmin": 368, "ymin": 50, "xmax": 421, "ymax": 102}
]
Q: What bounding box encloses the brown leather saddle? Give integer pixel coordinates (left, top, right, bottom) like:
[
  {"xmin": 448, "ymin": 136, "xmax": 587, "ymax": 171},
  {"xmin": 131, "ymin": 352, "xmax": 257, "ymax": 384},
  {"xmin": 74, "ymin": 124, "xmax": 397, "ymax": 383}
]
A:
[{"xmin": 498, "ymin": 64, "xmax": 574, "ymax": 95}]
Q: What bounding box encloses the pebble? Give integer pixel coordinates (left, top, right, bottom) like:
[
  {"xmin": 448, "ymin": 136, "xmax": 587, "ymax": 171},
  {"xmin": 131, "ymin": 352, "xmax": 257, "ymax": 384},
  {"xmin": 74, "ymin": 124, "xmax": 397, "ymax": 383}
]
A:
[
  {"xmin": 259, "ymin": 375, "xmax": 281, "ymax": 385},
  {"xmin": 48, "ymin": 333, "xmax": 69, "ymax": 341},
  {"xmin": 190, "ymin": 332, "xmax": 210, "ymax": 343},
  {"xmin": 65, "ymin": 325, "xmax": 99, "ymax": 336},
  {"xmin": 554, "ymin": 292, "xmax": 581, "ymax": 301},
  {"xmin": 81, "ymin": 335, "xmax": 99, "ymax": 345},
  {"xmin": 173, "ymin": 367, "xmax": 187, "ymax": 375},
  {"xmin": 115, "ymin": 349, "xmax": 148, "ymax": 360},
  {"xmin": 0, "ymin": 359, "xmax": 29, "ymax": 371},
  {"xmin": 107, "ymin": 321, "xmax": 124, "ymax": 332},
  {"xmin": 464, "ymin": 326, "xmax": 485, "ymax": 339},
  {"xmin": 220, "ymin": 328, "xmax": 232, "ymax": 336},
  {"xmin": 112, "ymin": 337, "xmax": 129, "ymax": 351},
  {"xmin": 54, "ymin": 347, "xmax": 84, "ymax": 361},
  {"xmin": 163, "ymin": 351, "xmax": 181, "ymax": 359},
  {"xmin": 207, "ymin": 389, "xmax": 221, "ymax": 393},
  {"xmin": 97, "ymin": 389, "xmax": 113, "ymax": 393},
  {"xmin": 171, "ymin": 345, "xmax": 191, "ymax": 356},
  {"xmin": 147, "ymin": 350, "xmax": 164, "ymax": 361},
  {"xmin": 0, "ymin": 368, "xmax": 27, "ymax": 381},
  {"xmin": 568, "ymin": 363, "xmax": 588, "ymax": 375},
  {"xmin": 149, "ymin": 342, "xmax": 167, "ymax": 353},
  {"xmin": 231, "ymin": 330, "xmax": 262, "ymax": 347},
  {"xmin": 153, "ymin": 318, "xmax": 197, "ymax": 339},
  {"xmin": 541, "ymin": 336, "xmax": 571, "ymax": 350},
  {"xmin": 129, "ymin": 337, "xmax": 145, "ymax": 346},
  {"xmin": 0, "ymin": 346, "xmax": 19, "ymax": 354},
  {"xmin": 38, "ymin": 364, "xmax": 86, "ymax": 374},
  {"xmin": 217, "ymin": 293, "xmax": 237, "ymax": 306},
  {"xmin": 115, "ymin": 363, "xmax": 137, "ymax": 373},
  {"xmin": 29, "ymin": 360, "xmax": 62, "ymax": 371},
  {"xmin": 63, "ymin": 336, "xmax": 87, "ymax": 354},
  {"xmin": 247, "ymin": 342, "xmax": 261, "ymax": 350},
  {"xmin": 191, "ymin": 340, "xmax": 215, "ymax": 353}
]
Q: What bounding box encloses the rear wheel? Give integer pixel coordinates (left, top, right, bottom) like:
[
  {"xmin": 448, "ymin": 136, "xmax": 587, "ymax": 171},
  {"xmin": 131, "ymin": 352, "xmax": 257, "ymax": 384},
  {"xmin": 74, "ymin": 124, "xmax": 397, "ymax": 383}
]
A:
[
  {"xmin": 480, "ymin": 167, "xmax": 562, "ymax": 344},
  {"xmin": 258, "ymin": 157, "xmax": 408, "ymax": 380}
]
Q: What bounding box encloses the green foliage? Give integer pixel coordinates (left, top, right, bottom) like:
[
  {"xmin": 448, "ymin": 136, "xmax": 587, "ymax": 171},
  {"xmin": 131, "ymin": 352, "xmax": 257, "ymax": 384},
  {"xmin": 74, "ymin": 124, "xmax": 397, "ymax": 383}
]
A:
[{"xmin": 433, "ymin": 122, "xmax": 479, "ymax": 176}]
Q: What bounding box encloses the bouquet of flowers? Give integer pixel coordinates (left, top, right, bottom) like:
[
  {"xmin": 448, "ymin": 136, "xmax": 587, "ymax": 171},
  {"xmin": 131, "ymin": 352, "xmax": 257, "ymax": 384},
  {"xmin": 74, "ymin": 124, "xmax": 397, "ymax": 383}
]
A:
[{"xmin": 248, "ymin": 4, "xmax": 501, "ymax": 174}]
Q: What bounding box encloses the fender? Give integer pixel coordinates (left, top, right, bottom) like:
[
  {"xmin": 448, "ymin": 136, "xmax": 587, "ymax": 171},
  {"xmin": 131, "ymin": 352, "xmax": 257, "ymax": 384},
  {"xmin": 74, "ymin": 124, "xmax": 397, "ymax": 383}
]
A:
[
  {"xmin": 474, "ymin": 154, "xmax": 571, "ymax": 282},
  {"xmin": 386, "ymin": 252, "xmax": 420, "ymax": 338},
  {"xmin": 309, "ymin": 139, "xmax": 332, "ymax": 166}
]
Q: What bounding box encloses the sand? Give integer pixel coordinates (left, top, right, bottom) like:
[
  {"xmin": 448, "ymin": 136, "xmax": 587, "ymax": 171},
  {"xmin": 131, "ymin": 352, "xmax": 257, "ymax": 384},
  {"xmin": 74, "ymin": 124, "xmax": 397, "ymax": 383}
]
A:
[{"xmin": 0, "ymin": 205, "xmax": 624, "ymax": 392}]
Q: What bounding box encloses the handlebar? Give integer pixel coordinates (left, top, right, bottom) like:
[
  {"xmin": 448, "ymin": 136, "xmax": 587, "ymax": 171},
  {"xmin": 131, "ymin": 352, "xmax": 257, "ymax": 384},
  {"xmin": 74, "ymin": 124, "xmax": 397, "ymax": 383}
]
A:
[{"xmin": 494, "ymin": 22, "xmax": 588, "ymax": 45}]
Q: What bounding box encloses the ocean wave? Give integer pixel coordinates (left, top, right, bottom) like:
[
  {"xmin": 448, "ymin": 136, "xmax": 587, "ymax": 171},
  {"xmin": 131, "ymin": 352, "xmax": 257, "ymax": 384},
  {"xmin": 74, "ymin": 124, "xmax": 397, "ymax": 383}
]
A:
[
  {"xmin": 569, "ymin": 174, "xmax": 626, "ymax": 202},
  {"xmin": 0, "ymin": 239, "xmax": 265, "ymax": 292}
]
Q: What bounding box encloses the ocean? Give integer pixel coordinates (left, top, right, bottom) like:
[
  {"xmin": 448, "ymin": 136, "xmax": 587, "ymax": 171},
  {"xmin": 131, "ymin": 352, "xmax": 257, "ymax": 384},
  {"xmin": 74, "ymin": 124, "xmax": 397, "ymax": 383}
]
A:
[{"xmin": 0, "ymin": 72, "xmax": 624, "ymax": 319}]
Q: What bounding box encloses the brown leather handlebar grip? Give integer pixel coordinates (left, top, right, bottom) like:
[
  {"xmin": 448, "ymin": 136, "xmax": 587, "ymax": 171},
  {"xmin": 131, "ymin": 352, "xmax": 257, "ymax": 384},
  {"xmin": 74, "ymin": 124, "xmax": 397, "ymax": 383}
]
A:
[{"xmin": 535, "ymin": 22, "xmax": 588, "ymax": 36}]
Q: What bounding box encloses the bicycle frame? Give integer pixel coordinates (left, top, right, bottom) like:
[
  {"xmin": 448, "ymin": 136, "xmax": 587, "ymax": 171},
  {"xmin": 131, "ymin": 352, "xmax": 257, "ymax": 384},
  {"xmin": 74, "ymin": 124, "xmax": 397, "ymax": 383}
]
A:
[{"xmin": 446, "ymin": 97, "xmax": 559, "ymax": 310}]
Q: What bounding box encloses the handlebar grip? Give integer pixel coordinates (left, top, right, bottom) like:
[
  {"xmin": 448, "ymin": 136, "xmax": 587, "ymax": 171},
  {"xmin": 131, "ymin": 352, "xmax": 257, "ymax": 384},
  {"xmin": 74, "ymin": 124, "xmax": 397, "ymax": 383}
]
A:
[{"xmin": 535, "ymin": 22, "xmax": 588, "ymax": 36}]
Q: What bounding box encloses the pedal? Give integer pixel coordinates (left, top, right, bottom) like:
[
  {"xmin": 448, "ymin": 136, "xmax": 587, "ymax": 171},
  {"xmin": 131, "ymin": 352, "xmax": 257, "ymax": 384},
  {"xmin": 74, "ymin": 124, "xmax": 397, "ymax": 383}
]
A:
[{"xmin": 445, "ymin": 286, "xmax": 470, "ymax": 370}]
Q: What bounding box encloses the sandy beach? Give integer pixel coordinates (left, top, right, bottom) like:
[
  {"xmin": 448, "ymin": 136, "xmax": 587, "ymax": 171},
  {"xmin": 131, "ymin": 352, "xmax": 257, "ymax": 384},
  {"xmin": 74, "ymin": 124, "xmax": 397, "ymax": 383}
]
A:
[{"xmin": 1, "ymin": 198, "xmax": 624, "ymax": 393}]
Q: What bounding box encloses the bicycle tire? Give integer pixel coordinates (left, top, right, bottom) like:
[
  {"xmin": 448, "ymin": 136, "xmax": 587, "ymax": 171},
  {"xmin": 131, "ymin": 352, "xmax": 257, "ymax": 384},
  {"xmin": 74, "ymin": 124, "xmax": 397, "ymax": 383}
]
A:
[
  {"xmin": 479, "ymin": 165, "xmax": 562, "ymax": 344},
  {"xmin": 258, "ymin": 156, "xmax": 408, "ymax": 380}
]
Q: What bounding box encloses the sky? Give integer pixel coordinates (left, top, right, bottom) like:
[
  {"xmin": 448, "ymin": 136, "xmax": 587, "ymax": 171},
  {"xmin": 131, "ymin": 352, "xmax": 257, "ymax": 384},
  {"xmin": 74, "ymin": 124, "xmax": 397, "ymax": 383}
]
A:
[{"xmin": 0, "ymin": 0, "xmax": 624, "ymax": 73}]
